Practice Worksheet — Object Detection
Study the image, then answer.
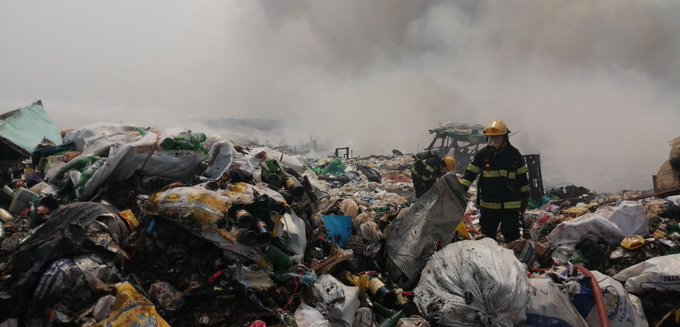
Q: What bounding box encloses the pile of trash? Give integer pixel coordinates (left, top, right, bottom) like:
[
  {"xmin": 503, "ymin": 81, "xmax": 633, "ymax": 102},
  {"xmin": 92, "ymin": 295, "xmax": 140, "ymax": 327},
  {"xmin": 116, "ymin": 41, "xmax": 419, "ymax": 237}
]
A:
[{"xmin": 1, "ymin": 101, "xmax": 680, "ymax": 327}]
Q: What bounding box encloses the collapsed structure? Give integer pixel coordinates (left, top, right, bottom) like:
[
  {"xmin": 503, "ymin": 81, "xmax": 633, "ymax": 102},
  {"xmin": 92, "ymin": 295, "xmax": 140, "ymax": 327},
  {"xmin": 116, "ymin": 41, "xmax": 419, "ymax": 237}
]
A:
[{"xmin": 0, "ymin": 101, "xmax": 679, "ymax": 327}]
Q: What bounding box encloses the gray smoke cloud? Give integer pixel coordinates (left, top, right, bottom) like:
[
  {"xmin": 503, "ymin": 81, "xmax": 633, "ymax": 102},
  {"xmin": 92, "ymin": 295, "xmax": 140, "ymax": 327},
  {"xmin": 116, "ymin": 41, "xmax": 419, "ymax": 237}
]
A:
[{"xmin": 1, "ymin": 0, "xmax": 679, "ymax": 192}]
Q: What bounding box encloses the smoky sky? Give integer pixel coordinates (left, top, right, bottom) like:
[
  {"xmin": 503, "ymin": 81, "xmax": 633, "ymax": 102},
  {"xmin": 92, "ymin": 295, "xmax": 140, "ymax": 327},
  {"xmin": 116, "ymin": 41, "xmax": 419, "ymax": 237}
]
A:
[{"xmin": 1, "ymin": 0, "xmax": 679, "ymax": 192}]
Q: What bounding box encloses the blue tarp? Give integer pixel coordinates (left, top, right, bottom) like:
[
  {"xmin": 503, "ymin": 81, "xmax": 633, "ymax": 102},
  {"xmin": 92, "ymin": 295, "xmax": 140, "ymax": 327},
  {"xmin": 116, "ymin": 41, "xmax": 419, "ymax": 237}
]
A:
[{"xmin": 0, "ymin": 100, "xmax": 62, "ymax": 156}]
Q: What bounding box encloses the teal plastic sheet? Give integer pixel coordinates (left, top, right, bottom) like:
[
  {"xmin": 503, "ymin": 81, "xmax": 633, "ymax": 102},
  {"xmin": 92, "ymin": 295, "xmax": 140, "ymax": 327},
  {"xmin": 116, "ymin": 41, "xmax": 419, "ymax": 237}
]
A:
[{"xmin": 0, "ymin": 101, "xmax": 62, "ymax": 156}]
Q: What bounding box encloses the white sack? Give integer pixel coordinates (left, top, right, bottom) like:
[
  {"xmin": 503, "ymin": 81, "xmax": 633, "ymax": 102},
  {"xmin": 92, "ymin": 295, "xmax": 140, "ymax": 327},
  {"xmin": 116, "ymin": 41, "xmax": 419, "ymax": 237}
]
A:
[
  {"xmin": 613, "ymin": 253, "xmax": 680, "ymax": 293},
  {"xmin": 414, "ymin": 238, "xmax": 530, "ymax": 327},
  {"xmin": 548, "ymin": 201, "xmax": 648, "ymax": 248}
]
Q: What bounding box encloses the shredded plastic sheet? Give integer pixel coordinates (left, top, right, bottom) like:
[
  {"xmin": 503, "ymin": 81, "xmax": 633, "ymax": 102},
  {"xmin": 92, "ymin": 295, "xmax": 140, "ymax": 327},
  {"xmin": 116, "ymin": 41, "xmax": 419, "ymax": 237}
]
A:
[
  {"xmin": 414, "ymin": 238, "xmax": 530, "ymax": 327},
  {"xmin": 32, "ymin": 254, "xmax": 120, "ymax": 304},
  {"xmin": 1, "ymin": 202, "xmax": 129, "ymax": 310},
  {"xmin": 385, "ymin": 173, "xmax": 466, "ymax": 289},
  {"xmin": 613, "ymin": 253, "xmax": 680, "ymax": 293}
]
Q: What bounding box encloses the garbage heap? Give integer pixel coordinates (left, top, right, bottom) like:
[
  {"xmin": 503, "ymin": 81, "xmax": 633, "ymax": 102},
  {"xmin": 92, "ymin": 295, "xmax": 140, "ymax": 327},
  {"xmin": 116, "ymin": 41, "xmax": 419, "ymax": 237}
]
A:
[{"xmin": 1, "ymin": 111, "xmax": 680, "ymax": 326}]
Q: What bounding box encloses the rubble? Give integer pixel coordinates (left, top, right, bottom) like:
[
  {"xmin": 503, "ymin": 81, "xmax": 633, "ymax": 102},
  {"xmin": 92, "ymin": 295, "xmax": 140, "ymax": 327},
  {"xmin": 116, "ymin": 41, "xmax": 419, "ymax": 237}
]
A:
[{"xmin": 1, "ymin": 102, "xmax": 680, "ymax": 326}]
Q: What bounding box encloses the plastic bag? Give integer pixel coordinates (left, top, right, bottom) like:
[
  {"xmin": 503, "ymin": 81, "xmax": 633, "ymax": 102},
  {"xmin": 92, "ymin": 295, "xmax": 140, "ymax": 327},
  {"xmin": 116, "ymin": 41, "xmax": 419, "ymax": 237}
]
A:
[
  {"xmin": 385, "ymin": 173, "xmax": 466, "ymax": 289},
  {"xmin": 204, "ymin": 141, "xmax": 234, "ymax": 179},
  {"xmin": 147, "ymin": 186, "xmax": 231, "ymax": 224},
  {"xmin": 524, "ymin": 277, "xmax": 588, "ymax": 327},
  {"xmin": 414, "ymin": 238, "xmax": 530, "ymax": 327},
  {"xmin": 312, "ymin": 274, "xmax": 359, "ymax": 327},
  {"xmin": 94, "ymin": 282, "xmax": 170, "ymax": 327},
  {"xmin": 322, "ymin": 215, "xmax": 352, "ymax": 248},
  {"xmin": 140, "ymin": 149, "xmax": 207, "ymax": 180},
  {"xmin": 548, "ymin": 201, "xmax": 648, "ymax": 248},
  {"xmin": 146, "ymin": 186, "xmax": 265, "ymax": 263},
  {"xmin": 613, "ymin": 253, "xmax": 680, "ymax": 293},
  {"xmin": 148, "ymin": 281, "xmax": 184, "ymax": 311},
  {"xmin": 294, "ymin": 303, "xmax": 329, "ymax": 327},
  {"xmin": 280, "ymin": 212, "xmax": 307, "ymax": 256},
  {"xmin": 339, "ymin": 199, "xmax": 359, "ymax": 218},
  {"xmin": 567, "ymin": 270, "xmax": 647, "ymax": 327}
]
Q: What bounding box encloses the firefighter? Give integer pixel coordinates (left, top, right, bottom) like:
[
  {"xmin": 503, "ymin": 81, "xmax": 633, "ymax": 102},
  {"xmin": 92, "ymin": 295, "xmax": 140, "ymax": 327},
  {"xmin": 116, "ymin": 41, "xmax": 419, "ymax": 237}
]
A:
[
  {"xmin": 459, "ymin": 120, "xmax": 530, "ymax": 242},
  {"xmin": 411, "ymin": 149, "xmax": 456, "ymax": 198}
]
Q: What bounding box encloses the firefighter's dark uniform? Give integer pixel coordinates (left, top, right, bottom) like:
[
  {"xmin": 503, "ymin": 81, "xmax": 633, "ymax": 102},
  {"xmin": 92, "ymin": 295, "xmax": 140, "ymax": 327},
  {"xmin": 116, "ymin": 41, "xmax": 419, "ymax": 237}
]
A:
[
  {"xmin": 459, "ymin": 143, "xmax": 530, "ymax": 242},
  {"xmin": 411, "ymin": 152, "xmax": 444, "ymax": 198}
]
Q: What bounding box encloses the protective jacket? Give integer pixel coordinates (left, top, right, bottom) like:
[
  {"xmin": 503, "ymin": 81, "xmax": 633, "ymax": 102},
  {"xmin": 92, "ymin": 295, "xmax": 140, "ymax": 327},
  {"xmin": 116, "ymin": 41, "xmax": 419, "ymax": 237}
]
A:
[
  {"xmin": 411, "ymin": 151, "xmax": 444, "ymax": 198},
  {"xmin": 411, "ymin": 156, "xmax": 442, "ymax": 184},
  {"xmin": 460, "ymin": 144, "xmax": 530, "ymax": 210}
]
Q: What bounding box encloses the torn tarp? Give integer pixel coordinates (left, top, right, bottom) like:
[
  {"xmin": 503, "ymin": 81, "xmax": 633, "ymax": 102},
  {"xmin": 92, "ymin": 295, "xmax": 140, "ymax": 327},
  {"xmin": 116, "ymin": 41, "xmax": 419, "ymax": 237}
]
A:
[{"xmin": 384, "ymin": 173, "xmax": 466, "ymax": 289}]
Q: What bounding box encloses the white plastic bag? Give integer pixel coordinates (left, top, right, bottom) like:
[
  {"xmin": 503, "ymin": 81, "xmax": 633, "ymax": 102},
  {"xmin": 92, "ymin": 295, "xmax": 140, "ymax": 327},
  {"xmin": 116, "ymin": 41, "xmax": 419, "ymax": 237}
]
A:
[
  {"xmin": 312, "ymin": 274, "xmax": 359, "ymax": 327},
  {"xmin": 548, "ymin": 201, "xmax": 648, "ymax": 248},
  {"xmin": 140, "ymin": 149, "xmax": 207, "ymax": 180},
  {"xmin": 586, "ymin": 271, "xmax": 647, "ymax": 327},
  {"xmin": 204, "ymin": 141, "xmax": 234, "ymax": 179},
  {"xmin": 524, "ymin": 277, "xmax": 588, "ymax": 327},
  {"xmin": 567, "ymin": 270, "xmax": 647, "ymax": 327},
  {"xmin": 279, "ymin": 212, "xmax": 307, "ymax": 256},
  {"xmin": 613, "ymin": 253, "xmax": 680, "ymax": 293},
  {"xmin": 294, "ymin": 303, "xmax": 329, "ymax": 327},
  {"xmin": 414, "ymin": 238, "xmax": 530, "ymax": 327}
]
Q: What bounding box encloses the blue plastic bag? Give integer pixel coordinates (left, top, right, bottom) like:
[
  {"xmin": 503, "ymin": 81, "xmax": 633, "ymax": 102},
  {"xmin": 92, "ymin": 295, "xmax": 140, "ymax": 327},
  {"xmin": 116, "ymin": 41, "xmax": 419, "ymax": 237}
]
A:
[{"xmin": 322, "ymin": 215, "xmax": 352, "ymax": 248}]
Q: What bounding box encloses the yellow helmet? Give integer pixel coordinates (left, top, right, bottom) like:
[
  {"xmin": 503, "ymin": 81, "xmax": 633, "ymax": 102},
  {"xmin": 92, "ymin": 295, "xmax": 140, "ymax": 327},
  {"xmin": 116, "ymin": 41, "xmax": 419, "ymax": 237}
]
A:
[
  {"xmin": 483, "ymin": 119, "xmax": 509, "ymax": 136},
  {"xmin": 443, "ymin": 155, "xmax": 456, "ymax": 172}
]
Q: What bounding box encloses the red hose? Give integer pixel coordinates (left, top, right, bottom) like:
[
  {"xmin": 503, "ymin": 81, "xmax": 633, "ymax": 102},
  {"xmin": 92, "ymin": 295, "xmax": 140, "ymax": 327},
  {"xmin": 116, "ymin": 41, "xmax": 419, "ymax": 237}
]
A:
[
  {"xmin": 574, "ymin": 265, "xmax": 609, "ymax": 327},
  {"xmin": 530, "ymin": 266, "xmax": 609, "ymax": 327}
]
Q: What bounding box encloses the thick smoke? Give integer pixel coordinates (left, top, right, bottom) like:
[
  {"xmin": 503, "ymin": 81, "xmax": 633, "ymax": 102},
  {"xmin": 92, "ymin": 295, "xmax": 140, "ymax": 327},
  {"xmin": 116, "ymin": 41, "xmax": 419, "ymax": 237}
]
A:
[{"xmin": 1, "ymin": 0, "xmax": 679, "ymax": 191}]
